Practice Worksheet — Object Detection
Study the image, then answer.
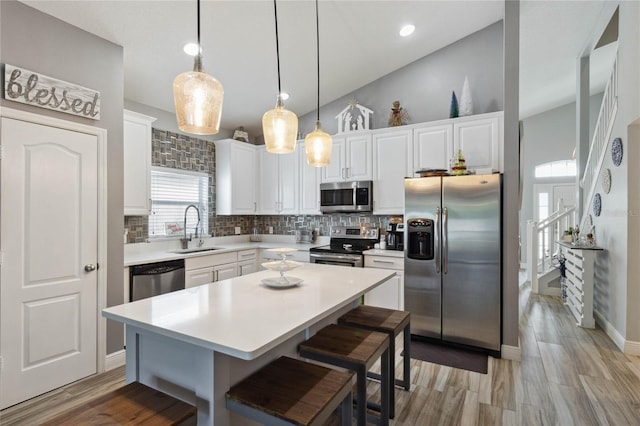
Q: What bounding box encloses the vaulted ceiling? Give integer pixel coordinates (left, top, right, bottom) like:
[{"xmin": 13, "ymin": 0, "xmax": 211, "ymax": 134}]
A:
[{"xmin": 21, "ymin": 1, "xmax": 612, "ymax": 135}]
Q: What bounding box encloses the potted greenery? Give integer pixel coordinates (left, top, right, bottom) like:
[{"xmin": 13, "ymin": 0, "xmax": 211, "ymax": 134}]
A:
[{"xmin": 563, "ymin": 227, "xmax": 574, "ymax": 243}]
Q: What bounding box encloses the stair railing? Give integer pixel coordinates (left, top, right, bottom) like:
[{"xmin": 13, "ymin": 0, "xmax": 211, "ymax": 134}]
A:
[
  {"xmin": 527, "ymin": 206, "xmax": 575, "ymax": 293},
  {"xmin": 579, "ymin": 51, "xmax": 618, "ymax": 230}
]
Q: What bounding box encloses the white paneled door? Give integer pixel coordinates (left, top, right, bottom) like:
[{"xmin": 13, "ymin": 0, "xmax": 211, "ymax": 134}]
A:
[{"xmin": 0, "ymin": 117, "xmax": 98, "ymax": 409}]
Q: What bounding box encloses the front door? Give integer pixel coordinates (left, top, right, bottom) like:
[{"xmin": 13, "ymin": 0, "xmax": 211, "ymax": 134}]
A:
[{"xmin": 0, "ymin": 117, "xmax": 98, "ymax": 409}]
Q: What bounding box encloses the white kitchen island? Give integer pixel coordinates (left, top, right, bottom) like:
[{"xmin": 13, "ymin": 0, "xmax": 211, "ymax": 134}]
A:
[{"xmin": 103, "ymin": 263, "xmax": 396, "ymax": 425}]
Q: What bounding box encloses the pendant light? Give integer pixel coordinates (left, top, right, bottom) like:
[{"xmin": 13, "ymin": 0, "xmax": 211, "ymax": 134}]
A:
[
  {"xmin": 173, "ymin": 0, "xmax": 224, "ymax": 135},
  {"xmin": 262, "ymin": 0, "xmax": 298, "ymax": 153},
  {"xmin": 304, "ymin": 0, "xmax": 332, "ymax": 167}
]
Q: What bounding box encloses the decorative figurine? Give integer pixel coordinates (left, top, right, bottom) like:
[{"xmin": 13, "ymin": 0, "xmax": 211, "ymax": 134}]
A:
[
  {"xmin": 460, "ymin": 76, "xmax": 474, "ymax": 116},
  {"xmin": 335, "ymin": 100, "xmax": 373, "ymax": 133},
  {"xmin": 233, "ymin": 126, "xmax": 249, "ymax": 142},
  {"xmin": 451, "ymin": 149, "xmax": 467, "ymax": 175},
  {"xmin": 449, "ymin": 91, "xmax": 459, "ymax": 118},
  {"xmin": 388, "ymin": 100, "xmax": 409, "ymax": 126}
]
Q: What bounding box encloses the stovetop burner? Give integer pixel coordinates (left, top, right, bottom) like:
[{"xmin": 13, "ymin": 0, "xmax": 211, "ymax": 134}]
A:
[{"xmin": 310, "ymin": 226, "xmax": 379, "ymax": 255}]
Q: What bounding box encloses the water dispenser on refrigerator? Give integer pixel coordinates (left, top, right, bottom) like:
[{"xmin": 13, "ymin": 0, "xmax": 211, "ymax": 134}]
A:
[{"xmin": 407, "ymin": 219, "xmax": 434, "ymax": 260}]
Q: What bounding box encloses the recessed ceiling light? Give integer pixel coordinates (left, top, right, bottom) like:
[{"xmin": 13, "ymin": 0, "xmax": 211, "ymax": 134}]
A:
[
  {"xmin": 280, "ymin": 92, "xmax": 290, "ymax": 101},
  {"xmin": 399, "ymin": 24, "xmax": 415, "ymax": 37},
  {"xmin": 183, "ymin": 42, "xmax": 200, "ymax": 56}
]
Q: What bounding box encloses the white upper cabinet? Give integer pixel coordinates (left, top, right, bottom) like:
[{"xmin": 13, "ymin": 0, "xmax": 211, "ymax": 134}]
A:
[
  {"xmin": 123, "ymin": 110, "xmax": 156, "ymax": 215},
  {"xmin": 372, "ymin": 129, "xmax": 412, "ymax": 215},
  {"xmin": 322, "ymin": 133, "xmax": 373, "ymax": 183},
  {"xmin": 453, "ymin": 113, "xmax": 502, "ymax": 172},
  {"xmin": 258, "ymin": 146, "xmax": 299, "ymax": 214},
  {"xmin": 215, "ymin": 139, "xmax": 257, "ymax": 215},
  {"xmin": 298, "ymin": 141, "xmax": 322, "ymax": 215},
  {"xmin": 413, "ymin": 122, "xmax": 453, "ymax": 174}
]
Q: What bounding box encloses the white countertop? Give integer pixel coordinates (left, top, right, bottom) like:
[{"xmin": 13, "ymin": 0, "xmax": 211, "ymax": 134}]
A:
[
  {"xmin": 124, "ymin": 235, "xmax": 328, "ymax": 267},
  {"xmin": 103, "ymin": 263, "xmax": 395, "ymax": 360},
  {"xmin": 363, "ymin": 248, "xmax": 404, "ymax": 258}
]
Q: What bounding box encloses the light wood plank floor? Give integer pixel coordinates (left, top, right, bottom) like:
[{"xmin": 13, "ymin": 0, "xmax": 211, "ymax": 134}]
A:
[{"xmin": 3, "ymin": 291, "xmax": 640, "ymax": 425}]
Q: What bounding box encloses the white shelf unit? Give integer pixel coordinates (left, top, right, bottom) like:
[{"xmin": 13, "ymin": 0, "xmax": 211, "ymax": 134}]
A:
[{"xmin": 562, "ymin": 246, "xmax": 601, "ymax": 328}]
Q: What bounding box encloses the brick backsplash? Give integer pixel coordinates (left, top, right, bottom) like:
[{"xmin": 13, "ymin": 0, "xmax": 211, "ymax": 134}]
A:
[{"xmin": 124, "ymin": 128, "xmax": 401, "ymax": 243}]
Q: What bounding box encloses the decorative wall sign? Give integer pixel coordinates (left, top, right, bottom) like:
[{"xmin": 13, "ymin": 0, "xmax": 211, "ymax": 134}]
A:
[
  {"xmin": 335, "ymin": 100, "xmax": 373, "ymax": 133},
  {"xmin": 3, "ymin": 64, "xmax": 100, "ymax": 120},
  {"xmin": 593, "ymin": 193, "xmax": 602, "ymax": 217},
  {"xmin": 601, "ymin": 168, "xmax": 611, "ymax": 194},
  {"xmin": 611, "ymin": 137, "xmax": 623, "ymax": 166}
]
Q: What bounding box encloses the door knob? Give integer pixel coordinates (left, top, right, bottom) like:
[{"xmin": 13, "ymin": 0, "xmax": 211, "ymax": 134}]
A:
[{"xmin": 84, "ymin": 264, "xmax": 96, "ymax": 272}]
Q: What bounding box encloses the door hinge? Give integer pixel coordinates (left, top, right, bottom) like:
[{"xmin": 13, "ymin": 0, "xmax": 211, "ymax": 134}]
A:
[
  {"xmin": 0, "ymin": 145, "xmax": 3, "ymax": 160},
  {"xmin": 0, "ymin": 250, "xmax": 3, "ymax": 267},
  {"xmin": 0, "ymin": 355, "xmax": 4, "ymax": 372}
]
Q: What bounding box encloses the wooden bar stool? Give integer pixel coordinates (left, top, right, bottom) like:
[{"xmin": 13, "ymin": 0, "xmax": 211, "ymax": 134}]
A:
[
  {"xmin": 299, "ymin": 324, "xmax": 390, "ymax": 426},
  {"xmin": 42, "ymin": 382, "xmax": 196, "ymax": 425},
  {"xmin": 338, "ymin": 305, "xmax": 411, "ymax": 419},
  {"xmin": 226, "ymin": 356, "xmax": 354, "ymax": 426}
]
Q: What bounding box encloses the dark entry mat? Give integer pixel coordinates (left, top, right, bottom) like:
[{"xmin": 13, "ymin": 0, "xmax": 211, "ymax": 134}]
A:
[{"xmin": 410, "ymin": 338, "xmax": 489, "ymax": 374}]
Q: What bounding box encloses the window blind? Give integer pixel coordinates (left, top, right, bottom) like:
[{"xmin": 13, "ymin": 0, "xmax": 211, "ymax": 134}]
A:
[{"xmin": 149, "ymin": 167, "xmax": 209, "ymax": 238}]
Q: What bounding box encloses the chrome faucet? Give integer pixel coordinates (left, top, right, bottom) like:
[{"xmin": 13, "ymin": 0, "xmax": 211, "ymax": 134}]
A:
[{"xmin": 181, "ymin": 204, "xmax": 201, "ymax": 249}]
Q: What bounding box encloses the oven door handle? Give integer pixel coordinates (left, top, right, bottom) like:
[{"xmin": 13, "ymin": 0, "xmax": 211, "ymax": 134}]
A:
[{"xmin": 309, "ymin": 252, "xmax": 362, "ymax": 262}]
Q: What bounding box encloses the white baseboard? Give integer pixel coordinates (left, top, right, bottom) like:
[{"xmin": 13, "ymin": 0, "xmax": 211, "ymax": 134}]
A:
[
  {"xmin": 105, "ymin": 349, "xmax": 126, "ymax": 371},
  {"xmin": 594, "ymin": 310, "xmax": 626, "ymax": 352},
  {"xmin": 624, "ymin": 339, "xmax": 640, "ymax": 356},
  {"xmin": 501, "ymin": 341, "xmax": 521, "ymax": 361}
]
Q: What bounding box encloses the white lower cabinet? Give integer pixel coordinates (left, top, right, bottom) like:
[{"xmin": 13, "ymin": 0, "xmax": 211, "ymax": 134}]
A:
[
  {"xmin": 214, "ymin": 263, "xmax": 238, "ymax": 281},
  {"xmin": 237, "ymin": 249, "xmax": 258, "ymax": 276},
  {"xmin": 185, "ymin": 251, "xmax": 238, "ymax": 288},
  {"xmin": 185, "ymin": 267, "xmax": 214, "ymax": 288},
  {"xmin": 364, "ymin": 254, "xmax": 404, "ymax": 310}
]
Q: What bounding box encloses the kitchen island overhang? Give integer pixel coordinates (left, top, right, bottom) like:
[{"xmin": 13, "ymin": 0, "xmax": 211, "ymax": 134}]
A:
[{"xmin": 103, "ymin": 263, "xmax": 396, "ymax": 425}]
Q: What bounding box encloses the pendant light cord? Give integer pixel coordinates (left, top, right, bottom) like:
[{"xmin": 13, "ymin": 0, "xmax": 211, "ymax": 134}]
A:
[
  {"xmin": 274, "ymin": 0, "xmax": 282, "ymax": 95},
  {"xmin": 197, "ymin": 0, "xmax": 201, "ymax": 48},
  {"xmin": 315, "ymin": 0, "xmax": 320, "ymax": 121}
]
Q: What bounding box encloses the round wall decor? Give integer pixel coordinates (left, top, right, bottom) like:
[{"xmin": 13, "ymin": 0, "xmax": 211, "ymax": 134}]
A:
[
  {"xmin": 611, "ymin": 137, "xmax": 623, "ymax": 167},
  {"xmin": 602, "ymin": 168, "xmax": 611, "ymax": 194},
  {"xmin": 593, "ymin": 193, "xmax": 602, "ymax": 217}
]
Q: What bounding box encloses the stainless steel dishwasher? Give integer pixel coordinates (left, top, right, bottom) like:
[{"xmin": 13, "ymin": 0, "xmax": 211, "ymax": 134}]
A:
[{"xmin": 129, "ymin": 259, "xmax": 185, "ymax": 302}]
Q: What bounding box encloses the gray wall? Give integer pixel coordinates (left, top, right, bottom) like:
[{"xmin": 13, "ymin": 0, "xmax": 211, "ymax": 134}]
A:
[
  {"xmin": 594, "ymin": 1, "xmax": 640, "ymax": 342},
  {"xmin": 0, "ymin": 0, "xmax": 124, "ymax": 354},
  {"xmin": 519, "ymin": 94, "xmax": 603, "ymax": 264},
  {"xmin": 296, "ymin": 21, "xmax": 504, "ymax": 138}
]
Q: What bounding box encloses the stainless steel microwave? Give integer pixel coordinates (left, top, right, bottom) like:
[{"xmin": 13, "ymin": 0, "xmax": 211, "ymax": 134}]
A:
[{"xmin": 320, "ymin": 181, "xmax": 373, "ymax": 213}]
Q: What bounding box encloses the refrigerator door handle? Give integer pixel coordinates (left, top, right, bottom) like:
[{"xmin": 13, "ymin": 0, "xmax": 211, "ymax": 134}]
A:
[
  {"xmin": 443, "ymin": 206, "xmax": 448, "ymax": 274},
  {"xmin": 435, "ymin": 207, "xmax": 441, "ymax": 274}
]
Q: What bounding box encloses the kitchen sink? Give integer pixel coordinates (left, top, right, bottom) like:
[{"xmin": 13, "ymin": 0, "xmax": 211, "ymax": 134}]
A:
[{"xmin": 169, "ymin": 247, "xmax": 223, "ymax": 254}]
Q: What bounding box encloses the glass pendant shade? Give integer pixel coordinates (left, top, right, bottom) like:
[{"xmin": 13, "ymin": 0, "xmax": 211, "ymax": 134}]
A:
[
  {"xmin": 263, "ymin": 95, "xmax": 298, "ymax": 153},
  {"xmin": 304, "ymin": 120, "xmax": 332, "ymax": 167},
  {"xmin": 173, "ymin": 58, "xmax": 224, "ymax": 135}
]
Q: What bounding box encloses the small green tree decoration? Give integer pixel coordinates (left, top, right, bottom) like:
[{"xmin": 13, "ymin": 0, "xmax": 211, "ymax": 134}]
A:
[{"xmin": 449, "ymin": 91, "xmax": 459, "ymax": 118}]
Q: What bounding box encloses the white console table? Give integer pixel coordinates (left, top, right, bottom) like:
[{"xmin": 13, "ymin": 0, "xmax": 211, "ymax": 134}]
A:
[{"xmin": 559, "ymin": 242, "xmax": 603, "ymax": 328}]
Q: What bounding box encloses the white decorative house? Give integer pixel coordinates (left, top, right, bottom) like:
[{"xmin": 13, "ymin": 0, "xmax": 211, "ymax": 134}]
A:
[{"xmin": 335, "ymin": 101, "xmax": 373, "ymax": 133}]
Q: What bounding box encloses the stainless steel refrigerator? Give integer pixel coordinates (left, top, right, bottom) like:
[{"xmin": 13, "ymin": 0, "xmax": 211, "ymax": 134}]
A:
[{"xmin": 404, "ymin": 174, "xmax": 501, "ymax": 354}]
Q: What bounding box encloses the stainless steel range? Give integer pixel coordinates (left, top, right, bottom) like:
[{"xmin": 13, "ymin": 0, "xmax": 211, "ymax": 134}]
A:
[{"xmin": 309, "ymin": 226, "xmax": 379, "ymax": 267}]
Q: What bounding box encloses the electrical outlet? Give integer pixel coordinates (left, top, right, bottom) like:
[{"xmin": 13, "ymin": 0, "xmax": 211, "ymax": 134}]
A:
[
  {"xmin": 234, "ymin": 226, "xmax": 241, "ymax": 235},
  {"xmin": 269, "ymin": 226, "xmax": 274, "ymax": 234}
]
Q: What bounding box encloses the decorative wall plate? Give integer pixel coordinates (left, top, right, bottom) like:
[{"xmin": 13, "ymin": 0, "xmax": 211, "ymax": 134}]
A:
[
  {"xmin": 611, "ymin": 137, "xmax": 623, "ymax": 167},
  {"xmin": 593, "ymin": 193, "xmax": 602, "ymax": 217},
  {"xmin": 601, "ymin": 168, "xmax": 611, "ymax": 194}
]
